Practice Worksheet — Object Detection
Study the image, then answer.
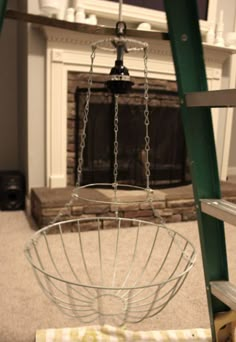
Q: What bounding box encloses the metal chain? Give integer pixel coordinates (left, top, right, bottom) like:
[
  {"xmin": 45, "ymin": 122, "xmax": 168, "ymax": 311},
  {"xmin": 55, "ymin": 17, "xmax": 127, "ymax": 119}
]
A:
[
  {"xmin": 50, "ymin": 40, "xmax": 165, "ymax": 225},
  {"xmin": 143, "ymin": 46, "xmax": 151, "ymax": 190},
  {"xmin": 143, "ymin": 46, "xmax": 165, "ymax": 224},
  {"xmin": 113, "ymin": 95, "xmax": 119, "ymax": 212},
  {"xmin": 113, "ymin": 95, "xmax": 119, "ymax": 186},
  {"xmin": 75, "ymin": 45, "xmax": 96, "ymax": 188}
]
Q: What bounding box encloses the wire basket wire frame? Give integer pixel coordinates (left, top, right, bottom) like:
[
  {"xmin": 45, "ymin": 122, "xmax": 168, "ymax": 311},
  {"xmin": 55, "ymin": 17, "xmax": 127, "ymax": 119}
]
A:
[
  {"xmin": 51, "ymin": 37, "xmax": 152, "ymax": 224},
  {"xmin": 25, "ymin": 217, "xmax": 196, "ymax": 326},
  {"xmin": 75, "ymin": 38, "xmax": 151, "ymax": 196},
  {"xmin": 91, "ymin": 37, "xmax": 148, "ymax": 53},
  {"xmin": 76, "ymin": 37, "xmax": 150, "ymax": 190},
  {"xmin": 25, "ymin": 36, "xmax": 197, "ymax": 326}
]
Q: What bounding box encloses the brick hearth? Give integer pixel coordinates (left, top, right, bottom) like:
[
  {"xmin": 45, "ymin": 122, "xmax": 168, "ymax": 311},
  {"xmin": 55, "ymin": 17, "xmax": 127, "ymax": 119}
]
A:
[{"xmin": 31, "ymin": 182, "xmax": 236, "ymax": 228}]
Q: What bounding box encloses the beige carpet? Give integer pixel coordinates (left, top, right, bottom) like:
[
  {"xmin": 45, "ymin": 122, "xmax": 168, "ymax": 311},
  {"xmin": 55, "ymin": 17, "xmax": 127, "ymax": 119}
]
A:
[{"xmin": 1, "ymin": 210, "xmax": 236, "ymax": 342}]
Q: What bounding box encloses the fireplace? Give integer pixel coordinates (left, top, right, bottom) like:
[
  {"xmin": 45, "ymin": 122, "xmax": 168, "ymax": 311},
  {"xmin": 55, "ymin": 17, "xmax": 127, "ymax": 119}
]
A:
[
  {"xmin": 67, "ymin": 72, "xmax": 190, "ymax": 188},
  {"xmin": 42, "ymin": 25, "xmax": 229, "ymax": 189}
]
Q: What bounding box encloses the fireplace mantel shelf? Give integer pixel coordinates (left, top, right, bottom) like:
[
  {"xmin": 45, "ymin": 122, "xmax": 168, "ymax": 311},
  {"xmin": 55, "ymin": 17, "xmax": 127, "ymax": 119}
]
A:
[
  {"xmin": 6, "ymin": 9, "xmax": 236, "ymax": 60},
  {"xmin": 42, "ymin": 27, "xmax": 236, "ymax": 70},
  {"xmin": 6, "ymin": 9, "xmax": 168, "ymax": 40}
]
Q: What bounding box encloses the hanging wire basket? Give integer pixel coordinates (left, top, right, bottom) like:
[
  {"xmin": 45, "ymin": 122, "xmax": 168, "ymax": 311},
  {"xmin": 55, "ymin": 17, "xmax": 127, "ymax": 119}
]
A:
[
  {"xmin": 25, "ymin": 216, "xmax": 196, "ymax": 326},
  {"xmin": 25, "ymin": 20, "xmax": 197, "ymax": 326}
]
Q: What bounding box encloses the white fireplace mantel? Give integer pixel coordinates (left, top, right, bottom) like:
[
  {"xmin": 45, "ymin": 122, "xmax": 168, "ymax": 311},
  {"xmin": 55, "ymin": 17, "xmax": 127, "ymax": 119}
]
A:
[{"xmin": 43, "ymin": 26, "xmax": 236, "ymax": 188}]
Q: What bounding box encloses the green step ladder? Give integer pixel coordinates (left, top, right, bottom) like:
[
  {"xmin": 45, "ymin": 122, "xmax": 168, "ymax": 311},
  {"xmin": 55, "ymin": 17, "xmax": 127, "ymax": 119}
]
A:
[
  {"xmin": 164, "ymin": 0, "xmax": 236, "ymax": 341},
  {"xmin": 1, "ymin": 0, "xmax": 236, "ymax": 340}
]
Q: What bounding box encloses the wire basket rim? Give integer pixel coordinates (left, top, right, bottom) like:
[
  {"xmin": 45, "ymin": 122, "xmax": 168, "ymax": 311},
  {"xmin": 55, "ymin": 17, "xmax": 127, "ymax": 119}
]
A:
[
  {"xmin": 25, "ymin": 216, "xmax": 196, "ymax": 291},
  {"xmin": 72, "ymin": 183, "xmax": 159, "ymax": 205}
]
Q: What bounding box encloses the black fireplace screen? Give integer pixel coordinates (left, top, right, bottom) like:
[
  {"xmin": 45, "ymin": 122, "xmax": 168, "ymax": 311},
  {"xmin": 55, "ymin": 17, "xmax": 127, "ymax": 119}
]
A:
[{"xmin": 73, "ymin": 86, "xmax": 190, "ymax": 189}]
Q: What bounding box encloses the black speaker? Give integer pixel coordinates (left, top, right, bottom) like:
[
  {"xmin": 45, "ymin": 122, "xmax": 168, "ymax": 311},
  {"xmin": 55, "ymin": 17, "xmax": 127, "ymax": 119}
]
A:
[{"xmin": 0, "ymin": 171, "xmax": 25, "ymax": 210}]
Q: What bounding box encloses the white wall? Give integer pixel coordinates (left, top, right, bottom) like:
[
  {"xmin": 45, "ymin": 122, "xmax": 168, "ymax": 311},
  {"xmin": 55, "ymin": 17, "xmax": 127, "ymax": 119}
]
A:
[
  {"xmin": 229, "ymin": 110, "xmax": 236, "ymax": 173},
  {"xmin": 216, "ymin": 0, "xmax": 236, "ymax": 178},
  {"xmin": 27, "ymin": 28, "xmax": 46, "ymax": 191},
  {"xmin": 0, "ymin": 0, "xmax": 18, "ymax": 170},
  {"xmin": 24, "ymin": 1, "xmax": 45, "ymax": 192}
]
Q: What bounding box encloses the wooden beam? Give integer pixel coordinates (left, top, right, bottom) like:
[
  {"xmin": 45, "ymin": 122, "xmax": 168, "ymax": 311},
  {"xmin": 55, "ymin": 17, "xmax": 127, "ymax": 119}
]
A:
[{"xmin": 5, "ymin": 9, "xmax": 169, "ymax": 40}]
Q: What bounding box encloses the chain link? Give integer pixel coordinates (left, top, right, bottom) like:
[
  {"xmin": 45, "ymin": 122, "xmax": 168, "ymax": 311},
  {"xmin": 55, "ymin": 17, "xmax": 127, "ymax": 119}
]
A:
[
  {"xmin": 113, "ymin": 95, "xmax": 119, "ymax": 212},
  {"xmin": 75, "ymin": 45, "xmax": 96, "ymax": 188},
  {"xmin": 143, "ymin": 46, "xmax": 165, "ymax": 223},
  {"xmin": 143, "ymin": 46, "xmax": 151, "ymax": 190},
  {"xmin": 113, "ymin": 95, "xmax": 119, "ymax": 186}
]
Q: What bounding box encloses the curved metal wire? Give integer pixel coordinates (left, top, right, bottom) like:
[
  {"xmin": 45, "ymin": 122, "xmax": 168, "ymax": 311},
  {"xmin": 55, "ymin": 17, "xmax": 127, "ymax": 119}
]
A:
[
  {"xmin": 92, "ymin": 37, "xmax": 148, "ymax": 52},
  {"xmin": 25, "ymin": 217, "xmax": 196, "ymax": 326},
  {"xmin": 25, "ymin": 32, "xmax": 197, "ymax": 327}
]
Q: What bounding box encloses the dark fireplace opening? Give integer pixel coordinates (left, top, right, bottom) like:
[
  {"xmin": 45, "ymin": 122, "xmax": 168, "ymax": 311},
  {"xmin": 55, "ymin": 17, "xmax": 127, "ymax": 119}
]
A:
[{"xmin": 67, "ymin": 73, "xmax": 191, "ymax": 188}]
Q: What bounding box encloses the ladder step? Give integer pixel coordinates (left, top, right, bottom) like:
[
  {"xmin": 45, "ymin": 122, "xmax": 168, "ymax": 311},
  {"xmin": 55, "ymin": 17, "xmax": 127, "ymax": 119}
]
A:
[
  {"xmin": 185, "ymin": 89, "xmax": 236, "ymax": 108},
  {"xmin": 210, "ymin": 281, "xmax": 236, "ymax": 311},
  {"xmin": 200, "ymin": 199, "xmax": 236, "ymax": 225}
]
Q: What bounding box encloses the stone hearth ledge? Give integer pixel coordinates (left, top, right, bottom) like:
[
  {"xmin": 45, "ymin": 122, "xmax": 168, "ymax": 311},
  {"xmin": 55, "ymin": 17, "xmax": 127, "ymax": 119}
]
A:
[{"xmin": 31, "ymin": 182, "xmax": 236, "ymax": 228}]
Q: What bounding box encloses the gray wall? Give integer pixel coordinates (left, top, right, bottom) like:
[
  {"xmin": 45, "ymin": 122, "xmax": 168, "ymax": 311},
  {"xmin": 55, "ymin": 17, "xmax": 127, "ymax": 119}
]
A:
[
  {"xmin": 0, "ymin": 0, "xmax": 18, "ymax": 170},
  {"xmin": 0, "ymin": 0, "xmax": 45, "ymax": 192},
  {"xmin": 18, "ymin": 0, "xmax": 28, "ymax": 183}
]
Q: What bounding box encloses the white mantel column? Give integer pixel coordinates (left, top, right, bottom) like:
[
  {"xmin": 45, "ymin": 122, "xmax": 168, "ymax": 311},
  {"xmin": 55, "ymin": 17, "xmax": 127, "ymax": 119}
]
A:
[{"xmin": 47, "ymin": 49, "xmax": 68, "ymax": 187}]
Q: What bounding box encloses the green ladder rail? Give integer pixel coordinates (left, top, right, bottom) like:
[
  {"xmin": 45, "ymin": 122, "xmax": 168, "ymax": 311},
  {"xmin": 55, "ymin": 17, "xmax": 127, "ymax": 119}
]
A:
[
  {"xmin": 164, "ymin": 0, "xmax": 236, "ymax": 341},
  {"xmin": 0, "ymin": 0, "xmax": 7, "ymax": 32}
]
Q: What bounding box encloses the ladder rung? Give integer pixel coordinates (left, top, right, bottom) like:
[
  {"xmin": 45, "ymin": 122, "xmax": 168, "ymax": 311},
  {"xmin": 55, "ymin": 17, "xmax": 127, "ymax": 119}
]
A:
[
  {"xmin": 210, "ymin": 281, "xmax": 236, "ymax": 311},
  {"xmin": 200, "ymin": 199, "xmax": 236, "ymax": 225},
  {"xmin": 185, "ymin": 89, "xmax": 236, "ymax": 108}
]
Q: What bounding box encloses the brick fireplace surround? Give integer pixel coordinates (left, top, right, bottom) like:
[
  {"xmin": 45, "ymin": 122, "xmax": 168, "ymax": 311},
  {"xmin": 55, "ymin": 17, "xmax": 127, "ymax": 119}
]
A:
[
  {"xmin": 66, "ymin": 73, "xmax": 187, "ymax": 187},
  {"xmin": 31, "ymin": 25, "xmax": 236, "ymax": 228},
  {"xmin": 32, "ymin": 182, "xmax": 236, "ymax": 227}
]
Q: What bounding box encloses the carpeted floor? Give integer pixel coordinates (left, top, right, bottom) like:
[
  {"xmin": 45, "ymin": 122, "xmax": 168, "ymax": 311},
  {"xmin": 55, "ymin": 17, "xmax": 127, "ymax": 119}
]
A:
[{"xmin": 0, "ymin": 210, "xmax": 236, "ymax": 342}]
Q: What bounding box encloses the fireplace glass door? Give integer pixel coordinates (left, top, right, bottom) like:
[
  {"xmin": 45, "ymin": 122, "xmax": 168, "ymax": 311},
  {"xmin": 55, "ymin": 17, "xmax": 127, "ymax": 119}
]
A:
[{"xmin": 73, "ymin": 86, "xmax": 190, "ymax": 188}]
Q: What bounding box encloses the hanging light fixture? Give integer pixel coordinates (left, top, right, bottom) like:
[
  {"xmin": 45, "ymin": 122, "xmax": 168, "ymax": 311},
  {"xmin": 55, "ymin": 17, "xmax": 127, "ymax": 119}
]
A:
[
  {"xmin": 106, "ymin": 22, "xmax": 134, "ymax": 94},
  {"xmin": 106, "ymin": 0, "xmax": 134, "ymax": 94}
]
